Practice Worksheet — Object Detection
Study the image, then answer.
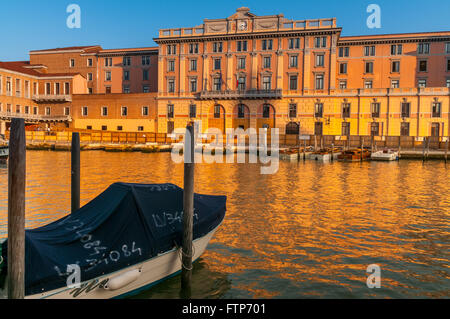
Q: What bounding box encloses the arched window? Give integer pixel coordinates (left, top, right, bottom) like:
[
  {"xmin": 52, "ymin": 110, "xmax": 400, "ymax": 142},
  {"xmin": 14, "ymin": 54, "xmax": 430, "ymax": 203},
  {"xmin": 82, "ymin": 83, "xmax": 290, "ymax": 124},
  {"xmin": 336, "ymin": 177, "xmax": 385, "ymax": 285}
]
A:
[
  {"xmin": 286, "ymin": 122, "xmax": 300, "ymax": 135},
  {"xmin": 238, "ymin": 104, "xmax": 246, "ymax": 118}
]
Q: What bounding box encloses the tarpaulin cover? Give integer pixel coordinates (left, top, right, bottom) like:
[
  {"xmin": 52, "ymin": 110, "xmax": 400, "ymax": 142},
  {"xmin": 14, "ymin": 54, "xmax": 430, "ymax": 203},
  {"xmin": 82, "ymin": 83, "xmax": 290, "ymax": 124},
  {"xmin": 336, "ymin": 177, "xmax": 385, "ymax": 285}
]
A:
[{"xmin": 0, "ymin": 183, "xmax": 226, "ymax": 296}]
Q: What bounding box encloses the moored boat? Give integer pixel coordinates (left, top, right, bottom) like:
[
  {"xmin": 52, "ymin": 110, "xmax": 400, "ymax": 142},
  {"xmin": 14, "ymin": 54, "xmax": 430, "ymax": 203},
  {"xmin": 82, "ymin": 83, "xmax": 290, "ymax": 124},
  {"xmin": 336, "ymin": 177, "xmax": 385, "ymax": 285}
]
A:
[
  {"xmin": 310, "ymin": 148, "xmax": 341, "ymax": 162},
  {"xmin": 0, "ymin": 183, "xmax": 226, "ymax": 299},
  {"xmin": 337, "ymin": 149, "xmax": 371, "ymax": 162},
  {"xmin": 371, "ymin": 149, "xmax": 399, "ymax": 161}
]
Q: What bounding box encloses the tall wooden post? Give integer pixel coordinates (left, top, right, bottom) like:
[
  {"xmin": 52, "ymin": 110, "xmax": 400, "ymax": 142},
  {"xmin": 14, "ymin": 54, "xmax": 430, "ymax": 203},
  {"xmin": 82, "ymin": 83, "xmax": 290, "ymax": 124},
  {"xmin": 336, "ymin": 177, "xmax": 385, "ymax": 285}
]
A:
[
  {"xmin": 71, "ymin": 133, "xmax": 80, "ymax": 214},
  {"xmin": 422, "ymin": 137, "xmax": 426, "ymax": 162},
  {"xmin": 445, "ymin": 139, "xmax": 448, "ymax": 164},
  {"xmin": 360, "ymin": 137, "xmax": 364, "ymax": 162},
  {"xmin": 181, "ymin": 124, "xmax": 195, "ymax": 297},
  {"xmin": 303, "ymin": 140, "xmax": 306, "ymax": 161},
  {"xmin": 331, "ymin": 143, "xmax": 334, "ymax": 162},
  {"xmin": 8, "ymin": 118, "xmax": 26, "ymax": 299}
]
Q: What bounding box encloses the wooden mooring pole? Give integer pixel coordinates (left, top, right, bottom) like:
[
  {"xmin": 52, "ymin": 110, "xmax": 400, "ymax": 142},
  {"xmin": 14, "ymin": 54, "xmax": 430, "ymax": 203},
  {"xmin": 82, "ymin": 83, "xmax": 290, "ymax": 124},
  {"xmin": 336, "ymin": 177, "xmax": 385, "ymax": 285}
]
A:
[
  {"xmin": 422, "ymin": 137, "xmax": 426, "ymax": 162},
  {"xmin": 7, "ymin": 118, "xmax": 26, "ymax": 299},
  {"xmin": 445, "ymin": 139, "xmax": 449, "ymax": 164},
  {"xmin": 181, "ymin": 124, "xmax": 195, "ymax": 298},
  {"xmin": 71, "ymin": 133, "xmax": 80, "ymax": 214},
  {"xmin": 360, "ymin": 137, "xmax": 364, "ymax": 162}
]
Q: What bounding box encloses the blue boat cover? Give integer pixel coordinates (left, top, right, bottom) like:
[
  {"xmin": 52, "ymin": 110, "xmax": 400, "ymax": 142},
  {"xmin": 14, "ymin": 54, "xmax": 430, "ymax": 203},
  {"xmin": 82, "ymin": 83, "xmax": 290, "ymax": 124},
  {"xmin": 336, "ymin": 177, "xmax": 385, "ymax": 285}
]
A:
[{"xmin": 0, "ymin": 183, "xmax": 226, "ymax": 296}]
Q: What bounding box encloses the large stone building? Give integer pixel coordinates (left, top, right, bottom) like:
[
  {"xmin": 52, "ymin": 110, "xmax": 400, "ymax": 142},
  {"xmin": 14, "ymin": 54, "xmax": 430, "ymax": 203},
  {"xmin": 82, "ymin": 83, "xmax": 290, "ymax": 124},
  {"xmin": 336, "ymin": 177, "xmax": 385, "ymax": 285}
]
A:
[{"xmin": 0, "ymin": 7, "xmax": 449, "ymax": 137}]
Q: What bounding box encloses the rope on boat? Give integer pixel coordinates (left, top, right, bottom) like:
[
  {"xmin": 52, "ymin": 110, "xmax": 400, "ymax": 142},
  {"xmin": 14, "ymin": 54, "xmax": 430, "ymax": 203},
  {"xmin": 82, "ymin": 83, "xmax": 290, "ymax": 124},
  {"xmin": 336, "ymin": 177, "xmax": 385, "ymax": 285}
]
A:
[{"xmin": 174, "ymin": 241, "xmax": 196, "ymax": 271}]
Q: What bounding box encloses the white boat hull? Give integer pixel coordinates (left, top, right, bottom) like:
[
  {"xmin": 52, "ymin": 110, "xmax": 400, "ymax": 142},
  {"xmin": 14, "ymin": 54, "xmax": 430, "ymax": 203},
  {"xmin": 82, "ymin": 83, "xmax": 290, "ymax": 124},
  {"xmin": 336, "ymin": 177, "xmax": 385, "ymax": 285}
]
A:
[
  {"xmin": 371, "ymin": 151, "xmax": 399, "ymax": 161},
  {"xmin": 25, "ymin": 227, "xmax": 219, "ymax": 299},
  {"xmin": 310, "ymin": 153, "xmax": 341, "ymax": 162}
]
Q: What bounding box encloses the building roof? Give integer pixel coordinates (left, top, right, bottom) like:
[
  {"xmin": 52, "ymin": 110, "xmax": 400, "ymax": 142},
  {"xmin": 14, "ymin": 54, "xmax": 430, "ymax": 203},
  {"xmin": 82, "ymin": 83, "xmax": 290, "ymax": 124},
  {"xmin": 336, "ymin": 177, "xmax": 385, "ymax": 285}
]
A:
[
  {"xmin": 98, "ymin": 47, "xmax": 159, "ymax": 57},
  {"xmin": 339, "ymin": 31, "xmax": 450, "ymax": 43},
  {"xmin": 30, "ymin": 45, "xmax": 102, "ymax": 54},
  {"xmin": 0, "ymin": 61, "xmax": 81, "ymax": 78}
]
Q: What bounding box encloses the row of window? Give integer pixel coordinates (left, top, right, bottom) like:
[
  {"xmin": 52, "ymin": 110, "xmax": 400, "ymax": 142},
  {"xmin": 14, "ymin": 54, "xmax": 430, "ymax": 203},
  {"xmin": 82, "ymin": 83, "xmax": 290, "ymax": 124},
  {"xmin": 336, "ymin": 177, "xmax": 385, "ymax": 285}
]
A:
[
  {"xmin": 0, "ymin": 104, "xmax": 70, "ymax": 116},
  {"xmin": 339, "ymin": 59, "xmax": 450, "ymax": 75},
  {"xmin": 167, "ymin": 37, "xmax": 328, "ymax": 55},
  {"xmin": 339, "ymin": 43, "xmax": 450, "ymax": 58},
  {"xmin": 81, "ymin": 106, "xmax": 150, "ymax": 117},
  {"xmin": 0, "ymin": 76, "xmax": 38, "ymax": 97},
  {"xmin": 86, "ymin": 125, "xmax": 146, "ymax": 132},
  {"xmin": 104, "ymin": 69, "xmax": 150, "ymax": 82}
]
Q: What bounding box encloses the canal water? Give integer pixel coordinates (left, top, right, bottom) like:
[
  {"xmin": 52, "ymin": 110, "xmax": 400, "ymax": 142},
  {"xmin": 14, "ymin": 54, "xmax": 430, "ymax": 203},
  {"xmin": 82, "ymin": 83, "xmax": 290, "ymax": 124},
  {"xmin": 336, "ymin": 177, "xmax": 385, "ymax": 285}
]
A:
[{"xmin": 0, "ymin": 151, "xmax": 448, "ymax": 298}]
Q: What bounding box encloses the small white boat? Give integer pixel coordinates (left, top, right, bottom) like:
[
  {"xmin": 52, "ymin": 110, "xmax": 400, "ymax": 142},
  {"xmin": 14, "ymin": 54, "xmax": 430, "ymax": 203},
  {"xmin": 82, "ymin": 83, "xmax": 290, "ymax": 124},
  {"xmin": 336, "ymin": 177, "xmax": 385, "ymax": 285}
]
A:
[
  {"xmin": 0, "ymin": 183, "xmax": 227, "ymax": 299},
  {"xmin": 371, "ymin": 149, "xmax": 399, "ymax": 161},
  {"xmin": 310, "ymin": 149, "xmax": 341, "ymax": 162}
]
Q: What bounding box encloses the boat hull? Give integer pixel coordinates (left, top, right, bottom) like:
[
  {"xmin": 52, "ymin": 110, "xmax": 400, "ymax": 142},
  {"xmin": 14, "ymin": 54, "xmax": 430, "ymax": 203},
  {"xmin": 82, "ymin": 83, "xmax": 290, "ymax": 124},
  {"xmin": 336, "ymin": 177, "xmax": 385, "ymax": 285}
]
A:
[
  {"xmin": 26, "ymin": 226, "xmax": 219, "ymax": 299},
  {"xmin": 0, "ymin": 147, "xmax": 8, "ymax": 164},
  {"xmin": 371, "ymin": 152, "xmax": 399, "ymax": 161}
]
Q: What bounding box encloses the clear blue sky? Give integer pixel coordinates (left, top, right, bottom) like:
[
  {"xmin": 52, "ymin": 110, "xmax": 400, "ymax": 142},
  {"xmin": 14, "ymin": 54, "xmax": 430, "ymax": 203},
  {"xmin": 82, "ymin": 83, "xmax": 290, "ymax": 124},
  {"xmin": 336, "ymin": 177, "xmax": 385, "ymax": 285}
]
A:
[{"xmin": 1, "ymin": 0, "xmax": 449, "ymax": 61}]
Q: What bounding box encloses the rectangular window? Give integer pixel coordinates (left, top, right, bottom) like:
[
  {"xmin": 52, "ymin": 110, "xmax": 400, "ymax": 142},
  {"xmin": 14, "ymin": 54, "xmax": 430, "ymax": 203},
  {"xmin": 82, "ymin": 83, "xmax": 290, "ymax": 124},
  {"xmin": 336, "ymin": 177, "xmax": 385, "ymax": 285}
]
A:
[
  {"xmin": 342, "ymin": 122, "xmax": 350, "ymax": 136},
  {"xmin": 263, "ymin": 56, "xmax": 271, "ymax": 68},
  {"xmin": 214, "ymin": 59, "xmax": 221, "ymax": 70},
  {"xmin": 190, "ymin": 59, "xmax": 197, "ymax": 71},
  {"xmin": 237, "ymin": 41, "xmax": 247, "ymax": 52},
  {"xmin": 238, "ymin": 76, "xmax": 246, "ymax": 91},
  {"xmin": 143, "ymin": 85, "xmax": 150, "ymax": 93},
  {"xmin": 262, "ymin": 39, "xmax": 273, "ymax": 51},
  {"xmin": 289, "ymin": 55, "xmax": 298, "ymax": 68},
  {"xmin": 432, "ymin": 102, "xmax": 441, "ymax": 118},
  {"xmin": 371, "ymin": 122, "xmax": 380, "ymax": 136},
  {"xmin": 238, "ymin": 58, "xmax": 246, "ymax": 69},
  {"xmin": 143, "ymin": 69, "xmax": 149, "ymax": 81},
  {"xmin": 447, "ymin": 59, "xmax": 450, "ymax": 72},
  {"xmin": 24, "ymin": 106, "xmax": 30, "ymax": 114},
  {"xmin": 314, "ymin": 37, "xmax": 327, "ymax": 48},
  {"xmin": 15, "ymin": 79, "xmax": 21, "ymax": 97},
  {"xmin": 315, "ymin": 103, "xmax": 323, "ymax": 118},
  {"xmin": 167, "ymin": 45, "xmax": 177, "ymax": 55},
  {"xmin": 288, "ymin": 38, "xmax": 300, "ymax": 50},
  {"xmin": 339, "ymin": 47, "xmax": 350, "ymax": 57},
  {"xmin": 142, "ymin": 106, "xmax": 149, "ymax": 116},
  {"xmin": 81, "ymin": 106, "xmax": 88, "ymax": 116},
  {"xmin": 87, "ymin": 58, "xmax": 93, "ymax": 67},
  {"xmin": 15, "ymin": 105, "xmax": 20, "ymax": 113},
  {"xmin": 102, "ymin": 126, "xmax": 107, "ymax": 131},
  {"xmin": 65, "ymin": 82, "xmax": 70, "ymax": 95},
  {"xmin": 371, "ymin": 103, "xmax": 380, "ymax": 118},
  {"xmin": 339, "ymin": 80, "xmax": 347, "ymax": 89},
  {"xmin": 447, "ymin": 79, "xmax": 450, "ymax": 88},
  {"xmin": 391, "ymin": 80, "xmax": 400, "ymax": 88},
  {"xmin": 70, "ymin": 59, "xmax": 75, "ymax": 67},
  {"xmin": 121, "ymin": 106, "xmax": 128, "ymax": 116},
  {"xmin": 142, "ymin": 56, "xmax": 151, "ymax": 66},
  {"xmin": 123, "ymin": 57, "xmax": 131, "ymax": 66},
  {"xmin": 33, "ymin": 107, "xmax": 38, "ymax": 115},
  {"xmin": 168, "ymin": 60, "xmax": 175, "ymax": 72},
  {"xmin": 391, "ymin": 61, "xmax": 400, "ymax": 73},
  {"xmin": 117, "ymin": 126, "xmax": 123, "ymax": 131},
  {"xmin": 214, "ymin": 105, "xmax": 221, "ymax": 118},
  {"xmin": 46, "ymin": 82, "xmax": 51, "ymax": 95},
  {"xmin": 124, "ymin": 70, "xmax": 130, "ymax": 81},
  {"xmin": 263, "ymin": 104, "xmax": 270, "ymax": 118},
  {"xmin": 315, "ymin": 74, "xmax": 324, "ymax": 90},
  {"xmin": 189, "ymin": 44, "xmax": 199, "ymax": 54},
  {"xmin": 446, "ymin": 43, "xmax": 450, "ymax": 54},
  {"xmin": 401, "ymin": 122, "xmax": 410, "ymax": 136},
  {"xmin": 45, "ymin": 107, "xmax": 51, "ymax": 116},
  {"xmin": 189, "ymin": 104, "xmax": 197, "ymax": 118},
  {"xmin": 102, "ymin": 106, "xmax": 108, "ymax": 116},
  {"xmin": 342, "ymin": 103, "xmax": 351, "ymax": 118},
  {"xmin": 167, "ymin": 104, "xmax": 174, "ymax": 118},
  {"xmin": 105, "ymin": 58, "xmax": 112, "ymax": 67},
  {"xmin": 419, "ymin": 60, "xmax": 428, "ymax": 72},
  {"xmin": 168, "ymin": 79, "xmax": 175, "ymax": 93},
  {"xmin": 391, "ymin": 44, "xmax": 403, "ymax": 55},
  {"xmin": 262, "ymin": 76, "xmax": 271, "ymax": 90},
  {"xmin": 339, "ymin": 63, "xmax": 347, "ymax": 74},
  {"xmin": 316, "ymin": 54, "xmax": 324, "ymax": 67},
  {"xmin": 418, "ymin": 79, "xmax": 427, "ymax": 88},
  {"xmin": 123, "ymin": 86, "xmax": 130, "ymax": 93},
  {"xmin": 315, "ymin": 122, "xmax": 323, "ymax": 136},
  {"xmin": 88, "ymin": 73, "xmax": 93, "ymax": 81},
  {"xmin": 105, "ymin": 71, "xmax": 111, "ymax": 81},
  {"xmin": 364, "ymin": 46, "xmax": 376, "ymax": 56},
  {"xmin": 55, "ymin": 83, "xmax": 60, "ymax": 95},
  {"xmin": 213, "ymin": 77, "xmax": 222, "ymax": 91},
  {"xmin": 238, "ymin": 104, "xmax": 246, "ymax": 119},
  {"xmin": 213, "ymin": 42, "xmax": 223, "ymax": 53},
  {"xmin": 401, "ymin": 102, "xmax": 410, "ymax": 118},
  {"xmin": 190, "ymin": 78, "xmax": 197, "ymax": 92},
  {"xmin": 418, "ymin": 43, "xmax": 430, "ymax": 55},
  {"xmin": 138, "ymin": 126, "xmax": 144, "ymax": 132},
  {"xmin": 289, "ymin": 75, "xmax": 298, "ymax": 90},
  {"xmin": 289, "ymin": 104, "xmax": 297, "ymax": 118},
  {"xmin": 365, "ymin": 62, "xmax": 374, "ymax": 74}
]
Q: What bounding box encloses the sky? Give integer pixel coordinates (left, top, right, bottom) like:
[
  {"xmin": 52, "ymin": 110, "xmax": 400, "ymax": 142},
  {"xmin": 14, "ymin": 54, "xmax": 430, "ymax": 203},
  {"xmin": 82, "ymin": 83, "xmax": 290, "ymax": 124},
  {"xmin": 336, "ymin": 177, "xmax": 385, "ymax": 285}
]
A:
[{"xmin": 1, "ymin": 0, "xmax": 449, "ymax": 61}]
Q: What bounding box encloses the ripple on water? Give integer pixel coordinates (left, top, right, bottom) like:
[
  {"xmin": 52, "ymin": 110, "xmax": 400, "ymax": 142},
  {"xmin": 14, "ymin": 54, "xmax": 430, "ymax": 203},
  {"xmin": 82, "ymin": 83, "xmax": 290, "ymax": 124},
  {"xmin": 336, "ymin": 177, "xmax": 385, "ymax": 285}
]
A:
[{"xmin": 0, "ymin": 151, "xmax": 448, "ymax": 298}]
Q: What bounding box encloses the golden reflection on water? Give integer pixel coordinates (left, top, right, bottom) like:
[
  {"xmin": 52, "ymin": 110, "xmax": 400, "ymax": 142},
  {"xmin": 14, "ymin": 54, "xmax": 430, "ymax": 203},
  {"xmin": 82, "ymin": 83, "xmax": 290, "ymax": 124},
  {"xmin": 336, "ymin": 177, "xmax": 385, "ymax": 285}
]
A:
[{"xmin": 0, "ymin": 151, "xmax": 448, "ymax": 298}]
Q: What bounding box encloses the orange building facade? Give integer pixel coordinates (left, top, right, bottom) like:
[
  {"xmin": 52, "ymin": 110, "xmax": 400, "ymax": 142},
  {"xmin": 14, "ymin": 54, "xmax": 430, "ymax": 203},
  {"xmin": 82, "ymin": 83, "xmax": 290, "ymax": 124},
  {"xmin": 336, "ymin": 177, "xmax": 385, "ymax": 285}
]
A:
[{"xmin": 1, "ymin": 7, "xmax": 449, "ymax": 138}]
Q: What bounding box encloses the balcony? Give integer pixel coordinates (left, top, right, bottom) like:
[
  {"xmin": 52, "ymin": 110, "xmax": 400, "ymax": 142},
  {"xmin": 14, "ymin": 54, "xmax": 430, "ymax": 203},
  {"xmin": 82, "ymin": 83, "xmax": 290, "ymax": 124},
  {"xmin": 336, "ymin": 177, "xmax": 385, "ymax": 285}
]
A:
[
  {"xmin": 195, "ymin": 89, "xmax": 282, "ymax": 100},
  {"xmin": 32, "ymin": 94, "xmax": 72, "ymax": 103},
  {"xmin": 0, "ymin": 111, "xmax": 71, "ymax": 123}
]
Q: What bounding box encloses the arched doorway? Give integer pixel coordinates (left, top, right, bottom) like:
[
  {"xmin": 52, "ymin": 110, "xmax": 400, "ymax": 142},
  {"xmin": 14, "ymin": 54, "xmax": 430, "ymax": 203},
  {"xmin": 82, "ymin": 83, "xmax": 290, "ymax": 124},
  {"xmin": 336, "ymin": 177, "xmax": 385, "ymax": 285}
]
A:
[
  {"xmin": 257, "ymin": 103, "xmax": 276, "ymax": 130},
  {"xmin": 208, "ymin": 104, "xmax": 226, "ymax": 134},
  {"xmin": 232, "ymin": 104, "xmax": 250, "ymax": 130},
  {"xmin": 286, "ymin": 122, "xmax": 300, "ymax": 135}
]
